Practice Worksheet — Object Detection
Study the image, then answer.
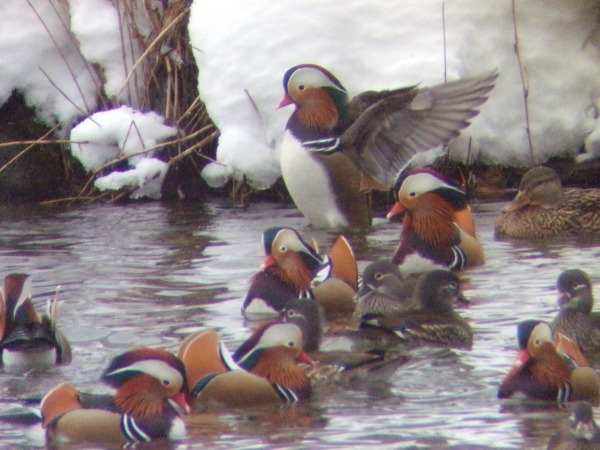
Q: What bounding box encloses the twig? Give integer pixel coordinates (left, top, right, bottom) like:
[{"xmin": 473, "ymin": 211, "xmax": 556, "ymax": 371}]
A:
[
  {"xmin": 511, "ymin": 0, "xmax": 535, "ymax": 163},
  {"xmin": 168, "ymin": 130, "xmax": 220, "ymax": 166},
  {"xmin": 39, "ymin": 68, "xmax": 90, "ymax": 118},
  {"xmin": 0, "ymin": 125, "xmax": 59, "ymax": 174},
  {"xmin": 442, "ymin": 2, "xmax": 447, "ymax": 83},
  {"xmin": 28, "ymin": 0, "xmax": 93, "ymax": 114},
  {"xmin": 118, "ymin": 9, "xmax": 188, "ymax": 95}
]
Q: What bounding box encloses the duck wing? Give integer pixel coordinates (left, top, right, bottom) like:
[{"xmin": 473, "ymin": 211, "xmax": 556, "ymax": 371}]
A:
[{"xmin": 340, "ymin": 72, "xmax": 498, "ymax": 188}]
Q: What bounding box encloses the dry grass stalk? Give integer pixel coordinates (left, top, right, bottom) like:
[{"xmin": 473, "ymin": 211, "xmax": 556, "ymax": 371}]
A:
[{"xmin": 511, "ymin": 0, "xmax": 535, "ymax": 163}]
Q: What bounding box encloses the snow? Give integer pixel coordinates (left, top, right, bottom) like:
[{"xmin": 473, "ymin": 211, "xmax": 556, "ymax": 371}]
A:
[
  {"xmin": 94, "ymin": 157, "xmax": 168, "ymax": 199},
  {"xmin": 1, "ymin": 0, "xmax": 599, "ymax": 198},
  {"xmin": 189, "ymin": 0, "xmax": 600, "ymax": 188},
  {"xmin": 70, "ymin": 106, "xmax": 177, "ymax": 198},
  {"xmin": 69, "ymin": 0, "xmax": 142, "ymax": 100},
  {"xmin": 0, "ymin": 0, "xmax": 98, "ymax": 126}
]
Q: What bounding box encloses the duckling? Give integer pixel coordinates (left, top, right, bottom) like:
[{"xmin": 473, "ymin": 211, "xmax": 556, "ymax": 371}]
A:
[
  {"xmin": 550, "ymin": 269, "xmax": 600, "ymax": 355},
  {"xmin": 495, "ymin": 166, "xmax": 600, "ymax": 238}
]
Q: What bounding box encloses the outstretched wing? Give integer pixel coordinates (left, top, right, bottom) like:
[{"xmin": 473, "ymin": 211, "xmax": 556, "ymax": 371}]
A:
[{"xmin": 340, "ymin": 72, "xmax": 498, "ymax": 187}]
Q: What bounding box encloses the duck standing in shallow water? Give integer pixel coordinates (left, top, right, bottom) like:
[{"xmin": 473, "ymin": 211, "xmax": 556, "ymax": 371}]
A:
[
  {"xmin": 550, "ymin": 269, "xmax": 600, "ymax": 355},
  {"xmin": 495, "ymin": 166, "xmax": 600, "ymax": 238},
  {"xmin": 498, "ymin": 320, "xmax": 600, "ymax": 404},
  {"xmin": 547, "ymin": 401, "xmax": 600, "ymax": 449},
  {"xmin": 387, "ymin": 169, "xmax": 484, "ymax": 274},
  {"xmin": 278, "ymin": 63, "xmax": 497, "ymax": 228},
  {"xmin": 0, "ymin": 273, "xmax": 71, "ymax": 368},
  {"xmin": 41, "ymin": 348, "xmax": 189, "ymax": 446}
]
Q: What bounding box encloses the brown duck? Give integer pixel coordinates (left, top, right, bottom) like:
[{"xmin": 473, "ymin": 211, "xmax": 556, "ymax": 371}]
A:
[
  {"xmin": 495, "ymin": 166, "xmax": 600, "ymax": 238},
  {"xmin": 550, "ymin": 269, "xmax": 600, "ymax": 355}
]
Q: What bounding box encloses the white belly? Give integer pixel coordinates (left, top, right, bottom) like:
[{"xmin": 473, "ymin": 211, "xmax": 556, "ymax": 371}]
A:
[{"xmin": 280, "ymin": 132, "xmax": 347, "ymax": 228}]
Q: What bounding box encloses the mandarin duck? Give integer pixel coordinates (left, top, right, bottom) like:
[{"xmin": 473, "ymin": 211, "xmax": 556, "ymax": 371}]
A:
[
  {"xmin": 498, "ymin": 320, "xmax": 600, "ymax": 404},
  {"xmin": 0, "ymin": 273, "xmax": 71, "ymax": 368},
  {"xmin": 360, "ymin": 270, "xmax": 473, "ymax": 349},
  {"xmin": 551, "ymin": 269, "xmax": 600, "ymax": 355},
  {"xmin": 256, "ymin": 311, "xmax": 408, "ymax": 388},
  {"xmin": 40, "ymin": 347, "xmax": 189, "ymax": 446},
  {"xmin": 547, "ymin": 401, "xmax": 600, "ymax": 449},
  {"xmin": 281, "ymin": 298, "xmax": 324, "ymax": 352},
  {"xmin": 242, "ymin": 227, "xmax": 357, "ymax": 317},
  {"xmin": 387, "ymin": 169, "xmax": 484, "ymax": 273},
  {"xmin": 277, "ymin": 63, "xmax": 497, "ymax": 229},
  {"xmin": 179, "ymin": 324, "xmax": 312, "ymax": 407},
  {"xmin": 352, "ymin": 259, "xmax": 416, "ymax": 321},
  {"xmin": 495, "ymin": 166, "xmax": 600, "ymax": 238},
  {"xmin": 282, "ymin": 294, "xmax": 405, "ymax": 355}
]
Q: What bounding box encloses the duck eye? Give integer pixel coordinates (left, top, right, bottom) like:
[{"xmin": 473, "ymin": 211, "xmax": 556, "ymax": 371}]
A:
[
  {"xmin": 298, "ymin": 85, "xmax": 305, "ymax": 91},
  {"xmin": 288, "ymin": 341, "xmax": 295, "ymax": 347},
  {"xmin": 535, "ymin": 339, "xmax": 540, "ymax": 345},
  {"xmin": 409, "ymin": 191, "xmax": 416, "ymax": 197},
  {"xmin": 162, "ymin": 379, "xmax": 170, "ymax": 386},
  {"xmin": 280, "ymin": 245, "xmax": 287, "ymax": 252}
]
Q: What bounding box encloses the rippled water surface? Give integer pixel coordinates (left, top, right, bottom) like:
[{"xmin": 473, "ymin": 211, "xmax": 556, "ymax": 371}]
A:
[{"xmin": 1, "ymin": 199, "xmax": 600, "ymax": 448}]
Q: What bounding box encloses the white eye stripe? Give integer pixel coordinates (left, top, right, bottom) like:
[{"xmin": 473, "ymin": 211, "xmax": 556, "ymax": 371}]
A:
[
  {"xmin": 288, "ymin": 67, "xmax": 345, "ymax": 92},
  {"xmin": 107, "ymin": 360, "xmax": 183, "ymax": 388}
]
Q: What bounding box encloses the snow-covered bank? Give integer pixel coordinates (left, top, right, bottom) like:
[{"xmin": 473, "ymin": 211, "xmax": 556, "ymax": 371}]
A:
[{"xmin": 190, "ymin": 0, "xmax": 600, "ymax": 188}]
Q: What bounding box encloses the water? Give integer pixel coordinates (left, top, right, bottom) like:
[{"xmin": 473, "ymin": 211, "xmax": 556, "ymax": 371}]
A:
[{"xmin": 0, "ymin": 199, "xmax": 599, "ymax": 448}]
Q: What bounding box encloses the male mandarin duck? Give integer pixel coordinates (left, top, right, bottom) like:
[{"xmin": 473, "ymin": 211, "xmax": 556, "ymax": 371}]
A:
[
  {"xmin": 360, "ymin": 269, "xmax": 473, "ymax": 349},
  {"xmin": 249, "ymin": 308, "xmax": 403, "ymax": 387},
  {"xmin": 278, "ymin": 63, "xmax": 497, "ymax": 229},
  {"xmin": 387, "ymin": 169, "xmax": 484, "ymax": 274},
  {"xmin": 547, "ymin": 401, "xmax": 600, "ymax": 449},
  {"xmin": 40, "ymin": 347, "xmax": 189, "ymax": 446},
  {"xmin": 551, "ymin": 269, "xmax": 600, "ymax": 355},
  {"xmin": 352, "ymin": 259, "xmax": 416, "ymax": 321},
  {"xmin": 242, "ymin": 227, "xmax": 357, "ymax": 317},
  {"xmin": 498, "ymin": 320, "xmax": 600, "ymax": 404},
  {"xmin": 495, "ymin": 166, "xmax": 600, "ymax": 238},
  {"xmin": 0, "ymin": 273, "xmax": 71, "ymax": 368},
  {"xmin": 179, "ymin": 323, "xmax": 312, "ymax": 407}
]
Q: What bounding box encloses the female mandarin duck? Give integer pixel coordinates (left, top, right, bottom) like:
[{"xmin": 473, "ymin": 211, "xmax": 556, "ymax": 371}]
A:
[
  {"xmin": 178, "ymin": 323, "xmax": 312, "ymax": 407},
  {"xmin": 387, "ymin": 169, "xmax": 484, "ymax": 274},
  {"xmin": 495, "ymin": 166, "xmax": 600, "ymax": 238},
  {"xmin": 498, "ymin": 320, "xmax": 600, "ymax": 403},
  {"xmin": 353, "ymin": 259, "xmax": 416, "ymax": 321},
  {"xmin": 40, "ymin": 347, "xmax": 189, "ymax": 446},
  {"xmin": 278, "ymin": 63, "xmax": 497, "ymax": 229},
  {"xmin": 242, "ymin": 227, "xmax": 357, "ymax": 317},
  {"xmin": 551, "ymin": 269, "xmax": 600, "ymax": 355},
  {"xmin": 547, "ymin": 401, "xmax": 600, "ymax": 449},
  {"xmin": 0, "ymin": 273, "xmax": 71, "ymax": 368},
  {"xmin": 360, "ymin": 269, "xmax": 473, "ymax": 350}
]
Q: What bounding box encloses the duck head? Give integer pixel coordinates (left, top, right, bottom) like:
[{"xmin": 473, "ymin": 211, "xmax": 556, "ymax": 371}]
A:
[
  {"xmin": 502, "ymin": 166, "xmax": 565, "ymax": 213},
  {"xmin": 557, "ymin": 269, "xmax": 593, "ymax": 313},
  {"xmin": 278, "ymin": 64, "xmax": 348, "ymax": 136},
  {"xmin": 387, "ymin": 170, "xmax": 469, "ymax": 245},
  {"xmin": 261, "ymin": 227, "xmax": 326, "ymax": 292},
  {"xmin": 101, "ymin": 348, "xmax": 190, "ymax": 419},
  {"xmin": 414, "ymin": 269, "xmax": 467, "ymax": 312}
]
